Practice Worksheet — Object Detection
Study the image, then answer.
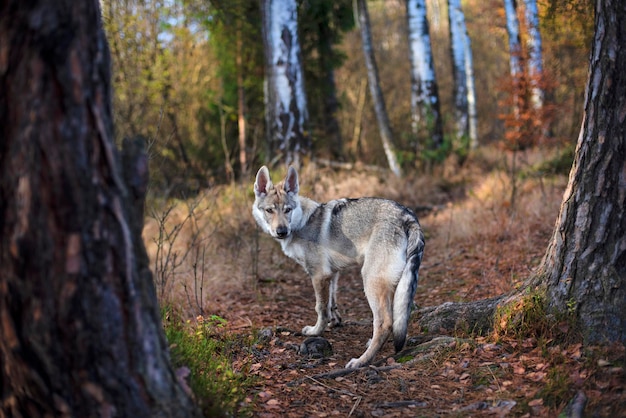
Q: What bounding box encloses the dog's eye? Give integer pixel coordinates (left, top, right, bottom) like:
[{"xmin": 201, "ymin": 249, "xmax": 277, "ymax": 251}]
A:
[
  {"xmin": 284, "ymin": 207, "xmax": 292, "ymax": 214},
  {"xmin": 265, "ymin": 208, "xmax": 274, "ymax": 214}
]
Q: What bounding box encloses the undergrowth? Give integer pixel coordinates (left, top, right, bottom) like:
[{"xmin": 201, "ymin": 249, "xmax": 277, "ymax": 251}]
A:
[{"xmin": 162, "ymin": 307, "xmax": 256, "ymax": 417}]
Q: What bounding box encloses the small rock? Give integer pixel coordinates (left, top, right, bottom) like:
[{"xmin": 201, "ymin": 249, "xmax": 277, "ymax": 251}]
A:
[
  {"xmin": 257, "ymin": 327, "xmax": 274, "ymax": 343},
  {"xmin": 298, "ymin": 337, "xmax": 333, "ymax": 358}
]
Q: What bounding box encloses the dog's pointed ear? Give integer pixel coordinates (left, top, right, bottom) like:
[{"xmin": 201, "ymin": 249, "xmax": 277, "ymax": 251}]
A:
[
  {"xmin": 254, "ymin": 166, "xmax": 272, "ymax": 197},
  {"xmin": 284, "ymin": 166, "xmax": 299, "ymax": 195}
]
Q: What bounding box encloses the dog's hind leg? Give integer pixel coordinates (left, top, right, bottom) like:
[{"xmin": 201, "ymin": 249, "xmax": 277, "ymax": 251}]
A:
[
  {"xmin": 345, "ymin": 280, "xmax": 393, "ymax": 368},
  {"xmin": 328, "ymin": 272, "xmax": 342, "ymax": 328},
  {"xmin": 302, "ymin": 273, "xmax": 332, "ymax": 336}
]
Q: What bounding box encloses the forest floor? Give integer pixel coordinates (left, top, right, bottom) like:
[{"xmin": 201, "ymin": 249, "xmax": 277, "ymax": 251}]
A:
[{"xmin": 152, "ymin": 150, "xmax": 625, "ymax": 417}]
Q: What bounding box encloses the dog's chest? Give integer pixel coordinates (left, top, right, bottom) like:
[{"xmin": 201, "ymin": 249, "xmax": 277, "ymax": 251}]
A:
[{"xmin": 280, "ymin": 239, "xmax": 308, "ymax": 267}]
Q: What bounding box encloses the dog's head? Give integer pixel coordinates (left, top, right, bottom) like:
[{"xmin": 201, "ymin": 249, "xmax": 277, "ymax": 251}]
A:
[{"xmin": 252, "ymin": 165, "xmax": 301, "ymax": 239}]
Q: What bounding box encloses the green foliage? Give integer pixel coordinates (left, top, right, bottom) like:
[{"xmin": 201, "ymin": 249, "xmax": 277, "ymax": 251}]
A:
[
  {"xmin": 298, "ymin": 0, "xmax": 355, "ymax": 157},
  {"xmin": 420, "ymin": 134, "xmax": 453, "ymax": 165},
  {"xmin": 163, "ymin": 309, "xmax": 256, "ymax": 417}
]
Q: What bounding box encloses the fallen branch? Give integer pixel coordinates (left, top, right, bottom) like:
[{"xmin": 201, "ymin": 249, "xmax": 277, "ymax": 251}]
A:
[{"xmin": 286, "ymin": 364, "xmax": 400, "ymax": 387}]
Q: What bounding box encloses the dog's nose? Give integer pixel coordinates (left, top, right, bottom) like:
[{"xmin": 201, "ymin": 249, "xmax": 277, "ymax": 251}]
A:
[{"xmin": 276, "ymin": 226, "xmax": 289, "ymax": 238}]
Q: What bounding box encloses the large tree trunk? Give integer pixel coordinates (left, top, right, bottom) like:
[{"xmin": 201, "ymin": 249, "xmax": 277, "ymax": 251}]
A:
[
  {"xmin": 537, "ymin": 0, "xmax": 626, "ymax": 343},
  {"xmin": 261, "ymin": 0, "xmax": 310, "ymax": 167},
  {"xmin": 355, "ymin": 0, "xmax": 402, "ymax": 177},
  {"xmin": 406, "ymin": 0, "xmax": 444, "ymax": 151},
  {"xmin": 419, "ymin": 0, "xmax": 626, "ymax": 344},
  {"xmin": 0, "ymin": 1, "xmax": 199, "ymax": 416}
]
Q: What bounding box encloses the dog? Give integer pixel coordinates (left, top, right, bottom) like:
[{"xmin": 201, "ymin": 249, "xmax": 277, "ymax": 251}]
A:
[{"xmin": 252, "ymin": 166, "xmax": 425, "ymax": 368}]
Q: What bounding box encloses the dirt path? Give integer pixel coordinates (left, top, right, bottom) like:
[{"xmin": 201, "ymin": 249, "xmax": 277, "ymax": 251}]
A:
[
  {"xmin": 210, "ymin": 230, "xmax": 623, "ymax": 417},
  {"xmin": 204, "ymin": 172, "xmax": 624, "ymax": 417}
]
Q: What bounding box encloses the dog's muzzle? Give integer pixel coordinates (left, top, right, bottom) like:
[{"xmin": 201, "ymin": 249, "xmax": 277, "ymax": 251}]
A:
[{"xmin": 275, "ymin": 226, "xmax": 289, "ymax": 239}]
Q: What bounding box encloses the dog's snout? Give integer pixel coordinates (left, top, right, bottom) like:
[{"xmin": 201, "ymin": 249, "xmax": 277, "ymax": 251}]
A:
[{"xmin": 276, "ymin": 226, "xmax": 289, "ymax": 239}]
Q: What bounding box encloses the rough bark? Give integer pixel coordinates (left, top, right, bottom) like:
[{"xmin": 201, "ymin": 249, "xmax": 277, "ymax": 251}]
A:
[
  {"xmin": 406, "ymin": 0, "xmax": 444, "ymax": 150},
  {"xmin": 537, "ymin": 0, "xmax": 626, "ymax": 343},
  {"xmin": 0, "ymin": 1, "xmax": 199, "ymax": 416},
  {"xmin": 261, "ymin": 0, "xmax": 310, "ymax": 167},
  {"xmin": 417, "ymin": 296, "xmax": 509, "ymax": 335},
  {"xmin": 417, "ymin": 0, "xmax": 625, "ymax": 344},
  {"xmin": 355, "ymin": 0, "xmax": 402, "ymax": 177}
]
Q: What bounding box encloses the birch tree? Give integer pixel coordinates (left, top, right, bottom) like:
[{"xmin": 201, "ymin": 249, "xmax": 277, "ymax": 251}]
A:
[
  {"xmin": 356, "ymin": 0, "xmax": 402, "ymax": 177},
  {"xmin": 523, "ymin": 0, "xmax": 544, "ymax": 109},
  {"xmin": 419, "ymin": 0, "xmax": 626, "ymax": 347},
  {"xmin": 503, "ymin": 0, "xmax": 523, "ymax": 79},
  {"xmin": 447, "ymin": 0, "xmax": 478, "ymax": 148},
  {"xmin": 406, "ymin": 0, "xmax": 444, "ymax": 151},
  {"xmin": 0, "ymin": 0, "xmax": 200, "ymax": 416},
  {"xmin": 261, "ymin": 0, "xmax": 310, "ymax": 167}
]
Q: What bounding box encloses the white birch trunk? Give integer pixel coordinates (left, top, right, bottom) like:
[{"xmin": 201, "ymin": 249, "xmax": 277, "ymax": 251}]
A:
[
  {"xmin": 523, "ymin": 0, "xmax": 544, "ymax": 109},
  {"xmin": 261, "ymin": 0, "xmax": 309, "ymax": 167},
  {"xmin": 463, "ymin": 24, "xmax": 478, "ymax": 148},
  {"xmin": 448, "ymin": 0, "xmax": 476, "ymax": 143},
  {"xmin": 406, "ymin": 0, "xmax": 443, "ymax": 150},
  {"xmin": 503, "ymin": 0, "xmax": 523, "ymax": 78}
]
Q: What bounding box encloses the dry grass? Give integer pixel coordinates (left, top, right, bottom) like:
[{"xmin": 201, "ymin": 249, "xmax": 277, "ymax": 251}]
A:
[{"xmin": 143, "ymin": 148, "xmax": 568, "ymax": 316}]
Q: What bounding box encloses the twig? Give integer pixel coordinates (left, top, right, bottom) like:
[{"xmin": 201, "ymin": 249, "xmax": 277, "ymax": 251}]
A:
[
  {"xmin": 305, "ymin": 376, "xmax": 357, "ymax": 398},
  {"xmin": 286, "ymin": 367, "xmax": 358, "ymax": 387},
  {"xmin": 286, "ymin": 364, "xmax": 401, "ymax": 387},
  {"xmin": 348, "ymin": 396, "xmax": 362, "ymax": 417}
]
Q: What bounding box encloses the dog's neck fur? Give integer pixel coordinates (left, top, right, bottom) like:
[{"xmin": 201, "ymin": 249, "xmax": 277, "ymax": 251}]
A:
[{"xmin": 295, "ymin": 195, "xmax": 319, "ymax": 229}]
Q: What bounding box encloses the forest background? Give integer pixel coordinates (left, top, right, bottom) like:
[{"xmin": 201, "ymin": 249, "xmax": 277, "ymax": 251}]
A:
[{"xmin": 102, "ymin": 0, "xmax": 592, "ymax": 194}]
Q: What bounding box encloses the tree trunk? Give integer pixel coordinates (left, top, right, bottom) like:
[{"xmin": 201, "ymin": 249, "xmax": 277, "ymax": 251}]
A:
[
  {"xmin": 503, "ymin": 0, "xmax": 523, "ymax": 79},
  {"xmin": 261, "ymin": 0, "xmax": 310, "ymax": 167},
  {"xmin": 406, "ymin": 0, "xmax": 444, "ymax": 151},
  {"xmin": 0, "ymin": 1, "xmax": 199, "ymax": 416},
  {"xmin": 537, "ymin": 0, "xmax": 626, "ymax": 343},
  {"xmin": 447, "ymin": 0, "xmax": 477, "ymax": 145},
  {"xmin": 418, "ymin": 0, "xmax": 626, "ymax": 344},
  {"xmin": 355, "ymin": 0, "xmax": 402, "ymax": 177},
  {"xmin": 317, "ymin": 46, "xmax": 343, "ymax": 160},
  {"xmin": 523, "ymin": 0, "xmax": 544, "ymax": 109},
  {"xmin": 237, "ymin": 20, "xmax": 248, "ymax": 179}
]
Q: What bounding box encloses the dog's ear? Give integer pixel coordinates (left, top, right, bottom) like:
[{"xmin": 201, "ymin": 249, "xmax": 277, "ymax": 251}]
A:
[
  {"xmin": 254, "ymin": 166, "xmax": 272, "ymax": 197},
  {"xmin": 284, "ymin": 166, "xmax": 299, "ymax": 195}
]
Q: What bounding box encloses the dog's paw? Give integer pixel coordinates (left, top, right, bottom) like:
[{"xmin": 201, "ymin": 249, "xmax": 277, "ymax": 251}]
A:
[
  {"xmin": 345, "ymin": 358, "xmax": 364, "ymax": 369},
  {"xmin": 302, "ymin": 325, "xmax": 321, "ymax": 336}
]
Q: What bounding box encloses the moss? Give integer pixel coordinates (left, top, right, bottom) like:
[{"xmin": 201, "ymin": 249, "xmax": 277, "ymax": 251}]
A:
[{"xmin": 492, "ymin": 288, "xmax": 550, "ymax": 342}]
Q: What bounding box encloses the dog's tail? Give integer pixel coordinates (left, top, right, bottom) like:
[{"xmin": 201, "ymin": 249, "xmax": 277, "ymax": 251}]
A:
[{"xmin": 392, "ymin": 209, "xmax": 425, "ymax": 353}]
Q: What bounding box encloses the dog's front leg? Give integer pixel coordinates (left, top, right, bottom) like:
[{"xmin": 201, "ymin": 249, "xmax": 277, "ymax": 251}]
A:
[
  {"xmin": 302, "ymin": 274, "xmax": 331, "ymax": 336},
  {"xmin": 328, "ymin": 272, "xmax": 342, "ymax": 328}
]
